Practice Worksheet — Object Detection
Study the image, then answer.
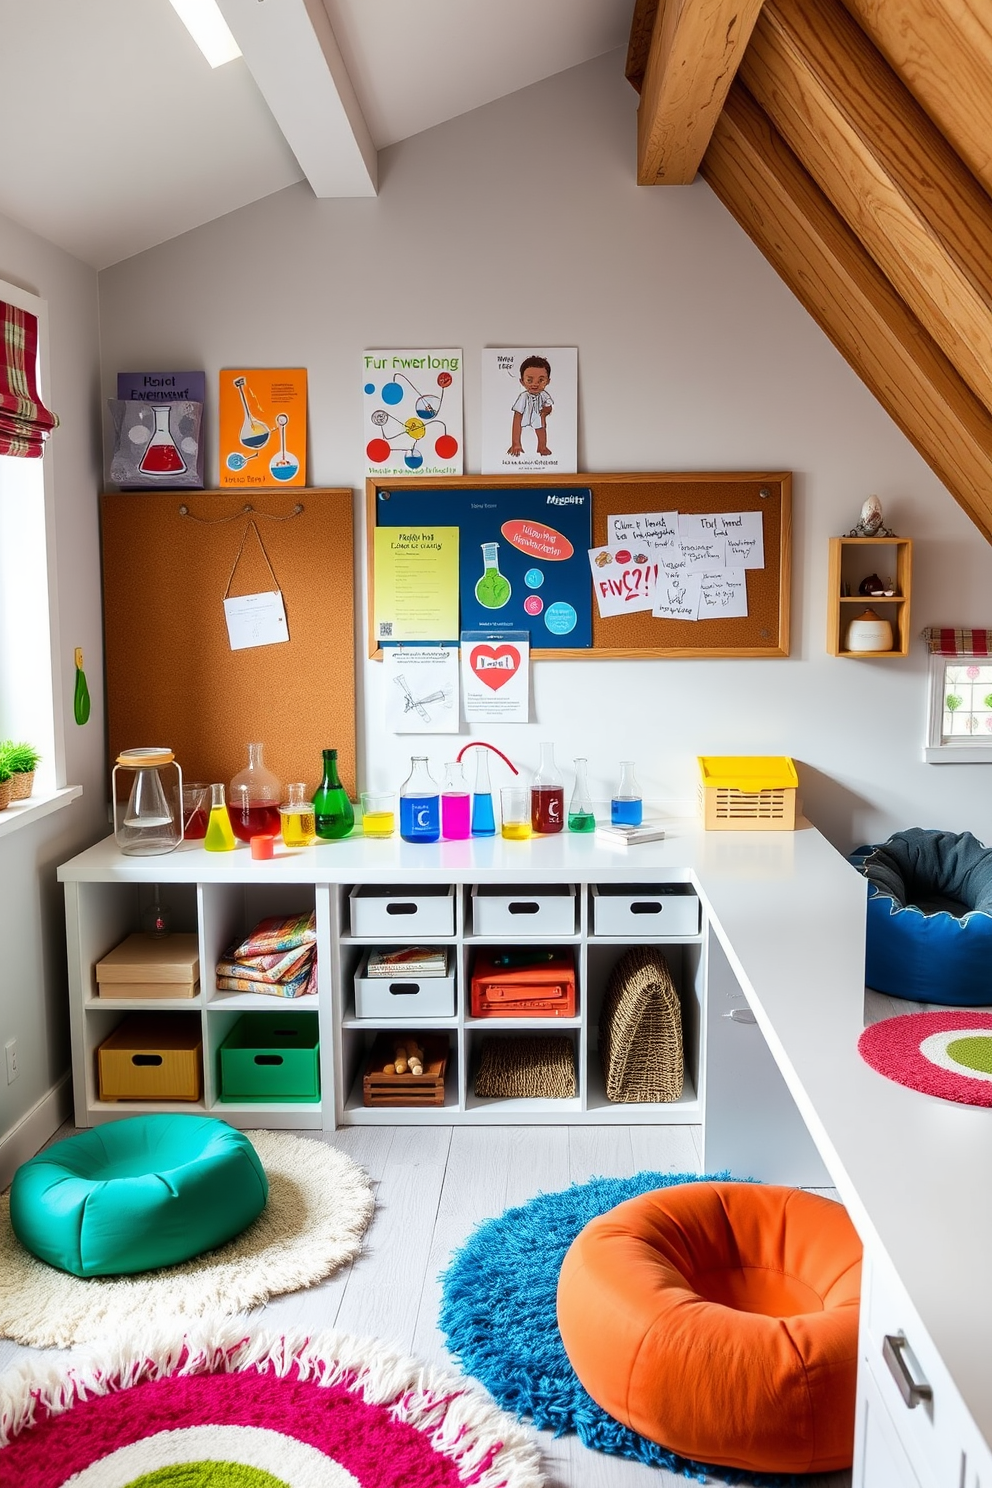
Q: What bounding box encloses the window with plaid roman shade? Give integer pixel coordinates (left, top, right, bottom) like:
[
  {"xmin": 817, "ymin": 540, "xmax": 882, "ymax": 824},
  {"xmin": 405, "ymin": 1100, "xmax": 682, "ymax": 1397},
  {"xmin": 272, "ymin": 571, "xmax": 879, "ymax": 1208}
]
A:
[
  {"xmin": 0, "ymin": 299, "xmax": 58, "ymax": 457},
  {"xmin": 922, "ymin": 628, "xmax": 992, "ymax": 762}
]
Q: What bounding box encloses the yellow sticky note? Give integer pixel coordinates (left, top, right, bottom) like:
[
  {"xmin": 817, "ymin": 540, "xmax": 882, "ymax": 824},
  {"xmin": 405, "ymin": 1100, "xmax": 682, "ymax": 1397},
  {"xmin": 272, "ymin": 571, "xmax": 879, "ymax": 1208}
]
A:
[{"xmin": 373, "ymin": 527, "xmax": 459, "ymax": 643}]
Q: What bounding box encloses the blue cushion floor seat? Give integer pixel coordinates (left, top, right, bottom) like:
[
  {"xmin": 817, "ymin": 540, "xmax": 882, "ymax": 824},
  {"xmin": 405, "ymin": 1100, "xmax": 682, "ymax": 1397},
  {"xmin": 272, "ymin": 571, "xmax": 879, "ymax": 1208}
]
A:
[
  {"xmin": 9, "ymin": 1113, "xmax": 268, "ymax": 1277},
  {"xmin": 860, "ymin": 828, "xmax": 992, "ymax": 1005}
]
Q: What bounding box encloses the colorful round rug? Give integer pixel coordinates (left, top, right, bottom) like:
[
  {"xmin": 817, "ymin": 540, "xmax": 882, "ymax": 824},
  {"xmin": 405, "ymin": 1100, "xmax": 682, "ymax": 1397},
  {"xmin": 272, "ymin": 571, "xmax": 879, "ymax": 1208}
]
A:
[
  {"xmin": 858, "ymin": 1010, "xmax": 992, "ymax": 1105},
  {"xmin": 440, "ymin": 1170, "xmax": 790, "ymax": 1487},
  {"xmin": 0, "ymin": 1321, "xmax": 543, "ymax": 1488}
]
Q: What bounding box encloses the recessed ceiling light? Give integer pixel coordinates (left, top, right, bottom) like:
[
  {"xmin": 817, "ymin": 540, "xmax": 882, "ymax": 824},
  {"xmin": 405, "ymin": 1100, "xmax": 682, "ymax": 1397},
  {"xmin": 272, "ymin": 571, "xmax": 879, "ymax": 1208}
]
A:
[{"xmin": 169, "ymin": 0, "xmax": 242, "ymax": 68}]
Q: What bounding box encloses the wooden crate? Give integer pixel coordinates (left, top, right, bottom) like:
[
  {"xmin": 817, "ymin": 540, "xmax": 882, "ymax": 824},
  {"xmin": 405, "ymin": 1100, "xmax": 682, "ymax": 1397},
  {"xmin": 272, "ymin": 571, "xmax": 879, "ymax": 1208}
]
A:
[{"xmin": 363, "ymin": 1033, "xmax": 448, "ymax": 1107}]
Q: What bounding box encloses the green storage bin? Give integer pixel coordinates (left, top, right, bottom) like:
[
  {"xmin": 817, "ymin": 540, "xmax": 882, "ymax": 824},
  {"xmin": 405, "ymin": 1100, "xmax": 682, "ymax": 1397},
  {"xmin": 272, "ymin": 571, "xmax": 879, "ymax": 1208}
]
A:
[{"xmin": 218, "ymin": 1012, "xmax": 320, "ymax": 1102}]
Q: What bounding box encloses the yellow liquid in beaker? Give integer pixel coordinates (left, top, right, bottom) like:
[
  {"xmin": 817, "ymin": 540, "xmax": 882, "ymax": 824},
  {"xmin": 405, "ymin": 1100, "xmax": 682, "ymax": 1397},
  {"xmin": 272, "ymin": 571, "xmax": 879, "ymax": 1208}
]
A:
[
  {"xmin": 501, "ymin": 821, "xmax": 531, "ymax": 841},
  {"xmin": 362, "ymin": 810, "xmax": 395, "ymax": 838},
  {"xmin": 280, "ymin": 809, "xmax": 316, "ymax": 848}
]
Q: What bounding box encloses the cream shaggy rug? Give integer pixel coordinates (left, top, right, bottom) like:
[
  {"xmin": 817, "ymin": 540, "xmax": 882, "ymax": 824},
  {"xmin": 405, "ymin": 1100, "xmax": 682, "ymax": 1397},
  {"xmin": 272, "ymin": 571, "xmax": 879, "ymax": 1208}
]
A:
[{"xmin": 0, "ymin": 1131, "xmax": 374, "ymax": 1348}]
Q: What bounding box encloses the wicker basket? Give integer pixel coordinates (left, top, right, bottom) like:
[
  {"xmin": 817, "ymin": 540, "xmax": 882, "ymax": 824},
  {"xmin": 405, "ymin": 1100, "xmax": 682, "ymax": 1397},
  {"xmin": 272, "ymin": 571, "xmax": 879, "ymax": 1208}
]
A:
[
  {"xmin": 9, "ymin": 770, "xmax": 34, "ymax": 802},
  {"xmin": 474, "ymin": 1035, "xmax": 576, "ymax": 1099},
  {"xmin": 0, "ymin": 777, "xmax": 11, "ymax": 811},
  {"xmin": 599, "ymin": 948, "xmax": 684, "ymax": 1103}
]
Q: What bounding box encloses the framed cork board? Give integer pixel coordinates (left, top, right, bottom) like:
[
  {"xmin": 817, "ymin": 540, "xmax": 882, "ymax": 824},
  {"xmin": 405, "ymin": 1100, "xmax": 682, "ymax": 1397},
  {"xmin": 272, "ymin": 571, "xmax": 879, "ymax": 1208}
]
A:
[
  {"xmin": 102, "ymin": 488, "xmax": 356, "ymax": 799},
  {"xmin": 367, "ymin": 471, "xmax": 791, "ymax": 659}
]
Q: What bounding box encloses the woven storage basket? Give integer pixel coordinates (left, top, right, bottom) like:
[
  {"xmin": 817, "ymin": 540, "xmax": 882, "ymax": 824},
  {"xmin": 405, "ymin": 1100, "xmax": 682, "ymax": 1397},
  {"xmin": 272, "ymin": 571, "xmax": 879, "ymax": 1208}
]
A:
[
  {"xmin": 474, "ymin": 1035, "xmax": 576, "ymax": 1099},
  {"xmin": 599, "ymin": 948, "xmax": 684, "ymax": 1102}
]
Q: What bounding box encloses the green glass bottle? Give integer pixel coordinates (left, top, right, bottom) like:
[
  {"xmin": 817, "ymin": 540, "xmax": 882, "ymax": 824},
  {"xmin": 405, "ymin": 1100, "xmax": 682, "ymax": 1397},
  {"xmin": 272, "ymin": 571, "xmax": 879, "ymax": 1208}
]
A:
[{"xmin": 312, "ymin": 748, "xmax": 354, "ymax": 840}]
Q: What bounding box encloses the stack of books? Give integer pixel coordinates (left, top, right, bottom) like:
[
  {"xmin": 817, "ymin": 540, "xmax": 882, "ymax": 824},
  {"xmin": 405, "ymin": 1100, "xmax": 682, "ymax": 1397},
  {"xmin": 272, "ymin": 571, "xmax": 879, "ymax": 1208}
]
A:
[{"xmin": 364, "ymin": 946, "xmax": 449, "ymax": 978}]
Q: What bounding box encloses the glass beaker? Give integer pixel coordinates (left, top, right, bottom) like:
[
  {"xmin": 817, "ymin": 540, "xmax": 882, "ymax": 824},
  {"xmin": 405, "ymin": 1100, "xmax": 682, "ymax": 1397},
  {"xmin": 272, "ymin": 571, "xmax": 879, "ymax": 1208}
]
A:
[
  {"xmin": 611, "ymin": 761, "xmax": 643, "ymax": 827},
  {"xmin": 280, "ymin": 782, "xmax": 317, "ymax": 848},
  {"xmin": 500, "ymin": 785, "xmax": 531, "ymax": 841},
  {"xmin": 234, "ymin": 375, "xmax": 270, "ymax": 449},
  {"xmin": 568, "ymin": 758, "xmax": 596, "ymax": 832},
  {"xmin": 138, "ymin": 404, "xmax": 186, "ymax": 476},
  {"xmin": 470, "ymin": 748, "xmax": 496, "ymax": 837},
  {"xmin": 531, "ymin": 742, "xmax": 564, "ymax": 833},
  {"xmin": 441, "ymin": 761, "xmax": 471, "ymax": 840},
  {"xmin": 112, "ymin": 748, "xmax": 183, "ymax": 856},
  {"xmin": 230, "ymin": 742, "xmax": 282, "ymax": 843},
  {"xmin": 474, "ymin": 542, "xmax": 511, "ymax": 609},
  {"xmin": 312, "ymin": 748, "xmax": 355, "ymax": 839},
  {"xmin": 204, "ymin": 782, "xmax": 236, "ymax": 852},
  {"xmin": 400, "ymin": 757, "xmax": 440, "ymax": 843},
  {"xmin": 360, "ymin": 791, "xmax": 396, "ymax": 838},
  {"xmin": 181, "ymin": 781, "xmax": 210, "ymax": 840}
]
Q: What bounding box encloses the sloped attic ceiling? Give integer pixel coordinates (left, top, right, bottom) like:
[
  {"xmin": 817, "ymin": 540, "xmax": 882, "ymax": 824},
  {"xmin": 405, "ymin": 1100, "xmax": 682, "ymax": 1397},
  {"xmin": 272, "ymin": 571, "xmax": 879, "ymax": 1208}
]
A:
[{"xmin": 627, "ymin": 0, "xmax": 992, "ymax": 544}]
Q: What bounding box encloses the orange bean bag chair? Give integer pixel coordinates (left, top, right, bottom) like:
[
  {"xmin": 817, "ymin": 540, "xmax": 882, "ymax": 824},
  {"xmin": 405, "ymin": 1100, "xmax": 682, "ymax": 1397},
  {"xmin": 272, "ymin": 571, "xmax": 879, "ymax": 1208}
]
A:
[{"xmin": 556, "ymin": 1182, "xmax": 862, "ymax": 1475}]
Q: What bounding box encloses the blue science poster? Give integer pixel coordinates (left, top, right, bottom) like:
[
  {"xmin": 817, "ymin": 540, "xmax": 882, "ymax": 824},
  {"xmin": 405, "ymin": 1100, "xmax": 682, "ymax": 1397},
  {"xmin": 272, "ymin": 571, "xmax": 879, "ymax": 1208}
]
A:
[{"xmin": 376, "ymin": 486, "xmax": 593, "ymax": 649}]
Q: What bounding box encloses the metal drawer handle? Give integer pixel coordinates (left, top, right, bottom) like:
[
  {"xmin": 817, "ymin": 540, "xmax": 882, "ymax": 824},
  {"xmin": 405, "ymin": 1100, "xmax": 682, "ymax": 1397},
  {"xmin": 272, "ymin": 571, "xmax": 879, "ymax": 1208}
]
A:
[
  {"xmin": 883, "ymin": 1333, "xmax": 933, "ymax": 1409},
  {"xmin": 630, "ymin": 902, "xmax": 662, "ymax": 914}
]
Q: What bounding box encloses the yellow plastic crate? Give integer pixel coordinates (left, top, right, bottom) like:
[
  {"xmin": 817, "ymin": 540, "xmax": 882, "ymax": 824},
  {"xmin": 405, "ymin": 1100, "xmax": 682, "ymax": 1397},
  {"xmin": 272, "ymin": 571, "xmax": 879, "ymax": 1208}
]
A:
[{"xmin": 698, "ymin": 756, "xmax": 799, "ymax": 831}]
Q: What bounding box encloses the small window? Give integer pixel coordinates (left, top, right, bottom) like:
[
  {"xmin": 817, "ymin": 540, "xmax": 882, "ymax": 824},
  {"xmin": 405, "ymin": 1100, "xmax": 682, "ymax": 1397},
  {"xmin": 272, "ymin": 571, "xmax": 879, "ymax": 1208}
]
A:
[{"xmin": 924, "ymin": 628, "xmax": 992, "ymax": 763}]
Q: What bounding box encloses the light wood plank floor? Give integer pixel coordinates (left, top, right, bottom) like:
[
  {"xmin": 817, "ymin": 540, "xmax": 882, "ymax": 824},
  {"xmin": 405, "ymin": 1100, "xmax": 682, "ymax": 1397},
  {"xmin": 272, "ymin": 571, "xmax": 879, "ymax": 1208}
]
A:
[{"xmin": 0, "ymin": 1123, "xmax": 850, "ymax": 1488}]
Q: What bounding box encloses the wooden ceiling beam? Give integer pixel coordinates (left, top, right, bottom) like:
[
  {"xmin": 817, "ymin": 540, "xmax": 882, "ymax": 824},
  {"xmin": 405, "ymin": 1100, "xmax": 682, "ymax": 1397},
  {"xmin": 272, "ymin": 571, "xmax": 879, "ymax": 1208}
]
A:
[
  {"xmin": 627, "ymin": 0, "xmax": 661, "ymax": 92},
  {"xmin": 701, "ymin": 83, "xmax": 992, "ymax": 543},
  {"xmin": 740, "ymin": 0, "xmax": 992, "ymax": 413},
  {"xmin": 636, "ymin": 0, "xmax": 766, "ymax": 184},
  {"xmin": 838, "ymin": 0, "xmax": 992, "ymax": 197}
]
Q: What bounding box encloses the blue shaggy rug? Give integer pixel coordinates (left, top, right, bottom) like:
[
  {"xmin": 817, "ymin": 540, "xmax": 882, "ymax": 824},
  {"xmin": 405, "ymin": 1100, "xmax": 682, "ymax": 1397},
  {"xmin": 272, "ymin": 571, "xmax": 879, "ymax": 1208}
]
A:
[{"xmin": 439, "ymin": 1170, "xmax": 796, "ymax": 1487}]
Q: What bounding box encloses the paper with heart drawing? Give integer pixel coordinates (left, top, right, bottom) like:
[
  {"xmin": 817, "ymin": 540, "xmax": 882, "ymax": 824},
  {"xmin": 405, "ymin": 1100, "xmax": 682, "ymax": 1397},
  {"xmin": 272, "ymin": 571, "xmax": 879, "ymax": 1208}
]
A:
[
  {"xmin": 460, "ymin": 630, "xmax": 530, "ymax": 722},
  {"xmin": 588, "ymin": 544, "xmax": 659, "ymax": 617}
]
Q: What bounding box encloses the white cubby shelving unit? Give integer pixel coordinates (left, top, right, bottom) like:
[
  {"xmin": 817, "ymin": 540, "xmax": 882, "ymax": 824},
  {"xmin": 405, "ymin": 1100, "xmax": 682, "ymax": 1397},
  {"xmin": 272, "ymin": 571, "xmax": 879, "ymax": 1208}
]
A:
[{"xmin": 59, "ymin": 834, "xmax": 704, "ymax": 1130}]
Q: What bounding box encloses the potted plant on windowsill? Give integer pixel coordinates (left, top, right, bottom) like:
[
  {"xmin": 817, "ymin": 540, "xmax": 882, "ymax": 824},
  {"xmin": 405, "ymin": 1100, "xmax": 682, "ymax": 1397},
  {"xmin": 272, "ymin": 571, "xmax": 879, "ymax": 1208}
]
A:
[
  {"xmin": 0, "ymin": 758, "xmax": 12, "ymax": 811},
  {"xmin": 0, "ymin": 741, "xmax": 41, "ymax": 802}
]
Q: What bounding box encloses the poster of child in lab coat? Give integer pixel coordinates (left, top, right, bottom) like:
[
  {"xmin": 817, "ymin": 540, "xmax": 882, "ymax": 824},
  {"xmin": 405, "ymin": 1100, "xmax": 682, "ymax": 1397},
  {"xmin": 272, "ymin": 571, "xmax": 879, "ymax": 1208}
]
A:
[{"xmin": 481, "ymin": 347, "xmax": 577, "ymax": 475}]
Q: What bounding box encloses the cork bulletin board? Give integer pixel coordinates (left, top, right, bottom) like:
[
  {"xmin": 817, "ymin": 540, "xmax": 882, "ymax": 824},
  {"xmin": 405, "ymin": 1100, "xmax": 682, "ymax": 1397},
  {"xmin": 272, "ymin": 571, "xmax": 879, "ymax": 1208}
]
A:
[
  {"xmin": 101, "ymin": 488, "xmax": 356, "ymax": 799},
  {"xmin": 367, "ymin": 472, "xmax": 791, "ymax": 658}
]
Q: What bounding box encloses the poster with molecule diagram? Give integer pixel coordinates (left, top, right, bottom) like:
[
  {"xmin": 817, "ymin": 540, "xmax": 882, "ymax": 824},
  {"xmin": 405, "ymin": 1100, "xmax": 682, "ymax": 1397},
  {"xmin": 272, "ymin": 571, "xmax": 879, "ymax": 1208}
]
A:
[
  {"xmin": 219, "ymin": 368, "xmax": 307, "ymax": 488},
  {"xmin": 363, "ymin": 349, "xmax": 463, "ymax": 477}
]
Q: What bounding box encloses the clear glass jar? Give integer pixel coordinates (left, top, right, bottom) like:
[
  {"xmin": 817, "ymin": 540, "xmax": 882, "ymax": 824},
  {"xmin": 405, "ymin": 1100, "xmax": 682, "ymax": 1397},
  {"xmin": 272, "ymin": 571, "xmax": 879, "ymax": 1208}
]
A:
[
  {"xmin": 531, "ymin": 741, "xmax": 564, "ymax": 833},
  {"xmin": 400, "ymin": 756, "xmax": 440, "ymax": 843},
  {"xmin": 280, "ymin": 781, "xmax": 317, "ymax": 848},
  {"xmin": 611, "ymin": 761, "xmax": 643, "ymax": 827},
  {"xmin": 441, "ymin": 761, "xmax": 470, "ymax": 840},
  {"xmin": 112, "ymin": 748, "xmax": 183, "ymax": 856},
  {"xmin": 229, "ymin": 742, "xmax": 282, "ymax": 843}
]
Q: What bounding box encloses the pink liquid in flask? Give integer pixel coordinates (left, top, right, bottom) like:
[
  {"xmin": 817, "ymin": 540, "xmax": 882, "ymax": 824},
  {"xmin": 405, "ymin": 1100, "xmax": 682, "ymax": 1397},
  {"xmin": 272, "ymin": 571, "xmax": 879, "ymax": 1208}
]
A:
[{"xmin": 441, "ymin": 792, "xmax": 471, "ymax": 840}]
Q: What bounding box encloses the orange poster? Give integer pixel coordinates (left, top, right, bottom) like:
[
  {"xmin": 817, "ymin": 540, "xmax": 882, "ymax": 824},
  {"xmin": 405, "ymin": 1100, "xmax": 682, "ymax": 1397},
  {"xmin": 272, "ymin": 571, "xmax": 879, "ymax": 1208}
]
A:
[{"xmin": 219, "ymin": 368, "xmax": 307, "ymax": 487}]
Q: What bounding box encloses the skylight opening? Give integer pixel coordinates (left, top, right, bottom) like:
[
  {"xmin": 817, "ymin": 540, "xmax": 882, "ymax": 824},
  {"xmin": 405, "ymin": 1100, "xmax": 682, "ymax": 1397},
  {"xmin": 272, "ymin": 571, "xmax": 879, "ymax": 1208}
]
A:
[{"xmin": 169, "ymin": 0, "xmax": 242, "ymax": 68}]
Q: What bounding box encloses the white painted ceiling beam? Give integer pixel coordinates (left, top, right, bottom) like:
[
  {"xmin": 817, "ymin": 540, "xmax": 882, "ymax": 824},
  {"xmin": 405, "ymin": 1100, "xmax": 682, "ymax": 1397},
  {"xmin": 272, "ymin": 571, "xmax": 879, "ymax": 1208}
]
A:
[{"xmin": 217, "ymin": 0, "xmax": 377, "ymax": 197}]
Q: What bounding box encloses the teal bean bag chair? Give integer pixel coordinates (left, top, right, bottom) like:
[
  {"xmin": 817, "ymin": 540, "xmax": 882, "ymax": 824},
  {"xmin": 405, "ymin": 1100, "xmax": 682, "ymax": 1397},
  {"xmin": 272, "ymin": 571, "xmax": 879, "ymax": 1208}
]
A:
[
  {"xmin": 10, "ymin": 1113, "xmax": 268, "ymax": 1277},
  {"xmin": 860, "ymin": 828, "xmax": 992, "ymax": 1005}
]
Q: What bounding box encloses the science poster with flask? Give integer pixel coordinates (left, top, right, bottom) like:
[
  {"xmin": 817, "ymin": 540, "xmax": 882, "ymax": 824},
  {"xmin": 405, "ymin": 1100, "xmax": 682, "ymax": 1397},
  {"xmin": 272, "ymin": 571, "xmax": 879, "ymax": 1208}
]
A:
[
  {"xmin": 363, "ymin": 349, "xmax": 463, "ymax": 478},
  {"xmin": 219, "ymin": 369, "xmax": 307, "ymax": 488},
  {"xmin": 375, "ymin": 485, "xmax": 593, "ymax": 650}
]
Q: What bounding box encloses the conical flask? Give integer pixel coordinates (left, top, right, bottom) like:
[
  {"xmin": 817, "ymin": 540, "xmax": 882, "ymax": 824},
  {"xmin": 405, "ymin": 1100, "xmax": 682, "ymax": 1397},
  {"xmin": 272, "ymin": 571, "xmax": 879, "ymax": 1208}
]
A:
[
  {"xmin": 611, "ymin": 761, "xmax": 643, "ymax": 826},
  {"xmin": 441, "ymin": 761, "xmax": 470, "ymax": 840},
  {"xmin": 139, "ymin": 403, "xmax": 186, "ymax": 476},
  {"xmin": 470, "ymin": 749, "xmax": 496, "ymax": 837},
  {"xmin": 568, "ymin": 757, "xmax": 595, "ymax": 832}
]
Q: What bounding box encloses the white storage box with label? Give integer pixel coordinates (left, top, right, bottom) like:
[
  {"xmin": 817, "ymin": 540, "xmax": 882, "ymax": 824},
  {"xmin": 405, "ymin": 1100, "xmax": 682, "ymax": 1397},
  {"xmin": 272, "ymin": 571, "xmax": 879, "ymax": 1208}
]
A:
[
  {"xmin": 471, "ymin": 883, "xmax": 576, "ymax": 936},
  {"xmin": 349, "ymin": 884, "xmax": 455, "ymax": 938},
  {"xmin": 354, "ymin": 949, "xmax": 455, "ymax": 1018},
  {"xmin": 592, "ymin": 883, "xmax": 700, "ymax": 937}
]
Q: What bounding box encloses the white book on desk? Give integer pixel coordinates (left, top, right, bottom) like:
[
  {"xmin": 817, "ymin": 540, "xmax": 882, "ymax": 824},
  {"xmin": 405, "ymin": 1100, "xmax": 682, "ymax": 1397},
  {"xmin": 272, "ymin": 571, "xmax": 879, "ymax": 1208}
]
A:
[{"xmin": 594, "ymin": 821, "xmax": 667, "ymax": 846}]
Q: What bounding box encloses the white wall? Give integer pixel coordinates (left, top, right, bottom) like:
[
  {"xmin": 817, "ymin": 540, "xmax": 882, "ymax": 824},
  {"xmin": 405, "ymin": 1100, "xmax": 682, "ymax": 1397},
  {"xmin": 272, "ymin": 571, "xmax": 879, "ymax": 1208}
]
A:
[
  {"xmin": 97, "ymin": 50, "xmax": 992, "ymax": 854},
  {"xmin": 0, "ymin": 209, "xmax": 107, "ymax": 1161}
]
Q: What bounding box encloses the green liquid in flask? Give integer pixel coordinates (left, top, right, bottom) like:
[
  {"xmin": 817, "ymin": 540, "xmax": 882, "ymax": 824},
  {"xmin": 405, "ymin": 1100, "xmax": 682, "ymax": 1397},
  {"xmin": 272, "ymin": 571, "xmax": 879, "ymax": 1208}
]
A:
[
  {"xmin": 475, "ymin": 542, "xmax": 511, "ymax": 609},
  {"xmin": 568, "ymin": 811, "xmax": 596, "ymax": 833}
]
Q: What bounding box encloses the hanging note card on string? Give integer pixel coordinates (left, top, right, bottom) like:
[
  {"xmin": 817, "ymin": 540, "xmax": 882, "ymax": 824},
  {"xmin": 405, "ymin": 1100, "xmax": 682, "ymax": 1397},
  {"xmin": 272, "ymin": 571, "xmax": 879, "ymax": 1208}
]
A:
[{"xmin": 223, "ymin": 520, "xmax": 290, "ymax": 650}]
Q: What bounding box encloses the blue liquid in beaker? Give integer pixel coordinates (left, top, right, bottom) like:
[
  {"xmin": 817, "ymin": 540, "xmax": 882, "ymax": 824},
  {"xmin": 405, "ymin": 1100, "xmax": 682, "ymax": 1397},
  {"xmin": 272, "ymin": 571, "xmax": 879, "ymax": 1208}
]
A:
[
  {"xmin": 471, "ymin": 793, "xmax": 496, "ymax": 837},
  {"xmin": 611, "ymin": 797, "xmax": 643, "ymax": 827}
]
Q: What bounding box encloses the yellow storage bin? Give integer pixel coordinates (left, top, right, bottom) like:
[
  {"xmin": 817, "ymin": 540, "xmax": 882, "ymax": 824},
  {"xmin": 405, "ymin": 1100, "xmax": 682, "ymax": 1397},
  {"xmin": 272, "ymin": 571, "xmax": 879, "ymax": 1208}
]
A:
[
  {"xmin": 97, "ymin": 1013, "xmax": 202, "ymax": 1101},
  {"xmin": 698, "ymin": 756, "xmax": 799, "ymax": 831}
]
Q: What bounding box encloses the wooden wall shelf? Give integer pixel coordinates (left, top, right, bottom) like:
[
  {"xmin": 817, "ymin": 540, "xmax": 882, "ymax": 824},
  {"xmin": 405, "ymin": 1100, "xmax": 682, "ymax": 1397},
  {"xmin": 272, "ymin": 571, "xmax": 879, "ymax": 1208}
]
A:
[{"xmin": 827, "ymin": 536, "xmax": 912, "ymax": 657}]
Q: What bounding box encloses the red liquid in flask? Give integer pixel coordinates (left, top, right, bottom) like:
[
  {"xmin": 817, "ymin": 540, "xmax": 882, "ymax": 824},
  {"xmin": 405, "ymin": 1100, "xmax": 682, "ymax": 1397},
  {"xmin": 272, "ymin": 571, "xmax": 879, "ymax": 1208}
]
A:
[
  {"xmin": 183, "ymin": 807, "xmax": 208, "ymax": 840},
  {"xmin": 231, "ymin": 802, "xmax": 282, "ymax": 843},
  {"xmin": 531, "ymin": 787, "xmax": 565, "ymax": 834},
  {"xmin": 139, "ymin": 441, "xmax": 185, "ymax": 475}
]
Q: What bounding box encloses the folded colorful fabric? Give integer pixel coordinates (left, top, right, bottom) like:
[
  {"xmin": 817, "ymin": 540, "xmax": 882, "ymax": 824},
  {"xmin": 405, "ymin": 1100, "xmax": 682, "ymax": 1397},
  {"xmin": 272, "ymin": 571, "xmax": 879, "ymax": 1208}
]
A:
[
  {"xmin": 228, "ymin": 913, "xmax": 316, "ymax": 960},
  {"xmin": 215, "ymin": 945, "xmax": 313, "ymax": 984},
  {"xmin": 215, "ymin": 962, "xmax": 316, "ymax": 999}
]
